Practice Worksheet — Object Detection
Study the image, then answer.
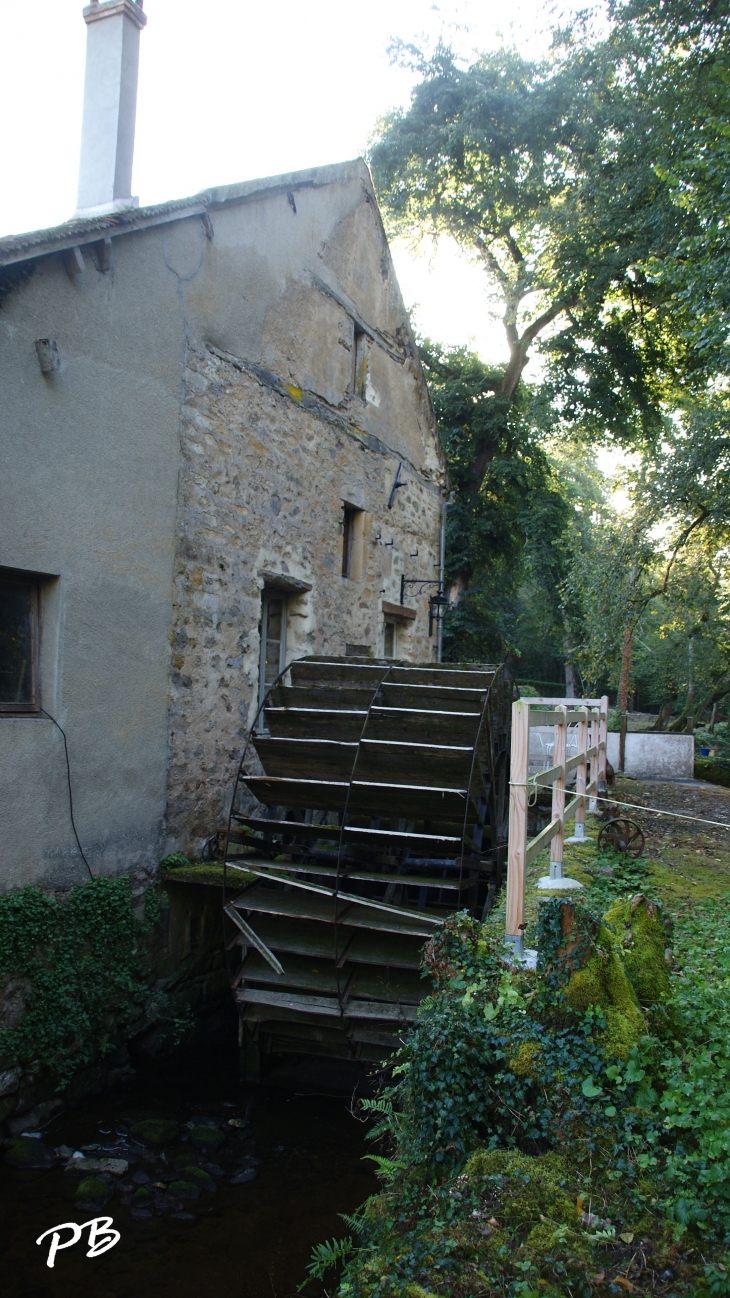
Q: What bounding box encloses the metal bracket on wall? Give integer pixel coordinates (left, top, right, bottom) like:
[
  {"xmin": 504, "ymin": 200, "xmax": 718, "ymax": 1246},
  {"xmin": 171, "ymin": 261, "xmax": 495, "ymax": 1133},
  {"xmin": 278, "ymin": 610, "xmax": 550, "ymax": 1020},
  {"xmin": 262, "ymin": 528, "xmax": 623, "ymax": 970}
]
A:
[
  {"xmin": 400, "ymin": 576, "xmax": 449, "ymax": 637},
  {"xmin": 388, "ymin": 463, "xmax": 407, "ymax": 508}
]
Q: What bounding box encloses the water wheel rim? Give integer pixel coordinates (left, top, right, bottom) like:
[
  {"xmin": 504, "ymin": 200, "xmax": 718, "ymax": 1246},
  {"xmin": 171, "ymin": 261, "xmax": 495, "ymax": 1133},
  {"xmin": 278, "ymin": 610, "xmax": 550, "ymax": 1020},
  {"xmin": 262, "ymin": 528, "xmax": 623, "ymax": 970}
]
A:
[{"xmin": 598, "ymin": 817, "xmax": 645, "ymax": 857}]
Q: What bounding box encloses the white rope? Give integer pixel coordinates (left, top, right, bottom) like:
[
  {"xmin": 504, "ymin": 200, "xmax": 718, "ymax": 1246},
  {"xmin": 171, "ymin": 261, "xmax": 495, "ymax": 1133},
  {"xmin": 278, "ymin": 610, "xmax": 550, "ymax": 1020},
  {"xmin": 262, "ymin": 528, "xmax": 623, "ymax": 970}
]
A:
[{"xmin": 509, "ymin": 782, "xmax": 730, "ymax": 832}]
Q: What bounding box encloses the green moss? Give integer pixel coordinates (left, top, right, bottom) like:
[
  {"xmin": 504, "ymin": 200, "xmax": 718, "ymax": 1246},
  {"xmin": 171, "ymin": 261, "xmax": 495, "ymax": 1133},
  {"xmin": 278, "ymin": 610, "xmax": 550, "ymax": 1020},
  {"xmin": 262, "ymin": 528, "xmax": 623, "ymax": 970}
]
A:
[
  {"xmin": 508, "ymin": 1039, "xmax": 541, "ymax": 1078},
  {"xmin": 465, "ymin": 1149, "xmax": 575, "ymax": 1234},
  {"xmin": 694, "ymin": 757, "xmax": 730, "ymax": 788},
  {"xmin": 604, "ymin": 896, "xmax": 671, "ymax": 1005},
  {"xmin": 76, "ymin": 1176, "xmax": 110, "ymax": 1204},
  {"xmin": 130, "ymin": 1118, "xmax": 179, "ymax": 1146},
  {"xmin": 163, "ymin": 863, "xmax": 257, "ymax": 887},
  {"xmin": 564, "ymin": 924, "xmax": 645, "ymax": 1058},
  {"xmin": 169, "ymin": 1179, "xmax": 199, "ymax": 1200},
  {"xmin": 188, "ymin": 1123, "xmax": 224, "ymax": 1151},
  {"xmin": 180, "ymin": 1165, "xmax": 216, "ymax": 1193},
  {"xmin": 4, "ymin": 1137, "xmax": 53, "ymax": 1169}
]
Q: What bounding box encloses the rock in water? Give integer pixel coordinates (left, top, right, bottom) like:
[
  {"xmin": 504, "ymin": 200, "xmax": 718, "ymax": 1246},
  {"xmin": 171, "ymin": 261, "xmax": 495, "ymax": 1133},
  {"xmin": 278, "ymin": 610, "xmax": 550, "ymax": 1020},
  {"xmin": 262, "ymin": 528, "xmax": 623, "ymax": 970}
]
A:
[
  {"xmin": 180, "ymin": 1165, "xmax": 216, "ymax": 1194},
  {"xmin": 76, "ymin": 1176, "xmax": 110, "ymax": 1204},
  {"xmin": 130, "ymin": 1119, "xmax": 179, "ymax": 1147},
  {"xmin": 4, "ymin": 1137, "xmax": 54, "ymax": 1169},
  {"xmin": 168, "ymin": 1179, "xmax": 200, "ymax": 1201},
  {"xmin": 188, "ymin": 1124, "xmax": 224, "ymax": 1151},
  {"xmin": 230, "ymin": 1167, "xmax": 257, "ymax": 1185}
]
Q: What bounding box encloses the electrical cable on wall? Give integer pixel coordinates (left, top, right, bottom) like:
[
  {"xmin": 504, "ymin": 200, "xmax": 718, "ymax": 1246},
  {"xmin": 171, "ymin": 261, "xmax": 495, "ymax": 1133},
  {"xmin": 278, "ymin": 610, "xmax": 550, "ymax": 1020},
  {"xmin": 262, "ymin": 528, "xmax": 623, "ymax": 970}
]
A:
[{"xmin": 40, "ymin": 708, "xmax": 94, "ymax": 880}]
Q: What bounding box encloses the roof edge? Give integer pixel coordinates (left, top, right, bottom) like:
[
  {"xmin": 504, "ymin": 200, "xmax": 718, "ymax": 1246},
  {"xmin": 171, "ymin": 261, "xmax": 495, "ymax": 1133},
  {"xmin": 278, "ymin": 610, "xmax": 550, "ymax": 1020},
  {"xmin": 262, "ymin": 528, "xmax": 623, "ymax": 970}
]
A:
[{"xmin": 0, "ymin": 158, "xmax": 373, "ymax": 267}]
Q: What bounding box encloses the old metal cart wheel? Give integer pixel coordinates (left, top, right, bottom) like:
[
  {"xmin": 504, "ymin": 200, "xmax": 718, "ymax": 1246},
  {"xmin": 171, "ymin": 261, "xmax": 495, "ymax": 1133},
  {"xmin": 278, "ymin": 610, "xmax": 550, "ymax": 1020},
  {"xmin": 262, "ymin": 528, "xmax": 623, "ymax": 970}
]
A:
[{"xmin": 597, "ymin": 817, "xmax": 645, "ymax": 857}]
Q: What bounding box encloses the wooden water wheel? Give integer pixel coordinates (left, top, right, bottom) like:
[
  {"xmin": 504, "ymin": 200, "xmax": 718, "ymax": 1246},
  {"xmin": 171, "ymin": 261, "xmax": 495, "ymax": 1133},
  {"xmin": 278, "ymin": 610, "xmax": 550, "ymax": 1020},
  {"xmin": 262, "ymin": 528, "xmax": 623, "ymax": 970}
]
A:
[{"xmin": 222, "ymin": 657, "xmax": 513, "ymax": 1067}]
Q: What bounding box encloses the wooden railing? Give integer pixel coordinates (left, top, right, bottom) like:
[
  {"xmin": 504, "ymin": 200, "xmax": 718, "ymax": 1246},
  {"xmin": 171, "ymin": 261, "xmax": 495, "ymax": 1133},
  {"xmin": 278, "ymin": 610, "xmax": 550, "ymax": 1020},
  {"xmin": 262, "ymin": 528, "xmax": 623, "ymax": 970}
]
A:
[{"xmin": 506, "ymin": 695, "xmax": 608, "ymax": 956}]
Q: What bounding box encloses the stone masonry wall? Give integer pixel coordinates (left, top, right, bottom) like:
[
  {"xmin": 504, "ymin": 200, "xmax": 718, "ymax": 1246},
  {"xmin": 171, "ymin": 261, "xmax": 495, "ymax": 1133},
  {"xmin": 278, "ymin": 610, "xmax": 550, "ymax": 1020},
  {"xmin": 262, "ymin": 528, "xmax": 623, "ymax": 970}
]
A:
[{"xmin": 165, "ymin": 343, "xmax": 446, "ymax": 851}]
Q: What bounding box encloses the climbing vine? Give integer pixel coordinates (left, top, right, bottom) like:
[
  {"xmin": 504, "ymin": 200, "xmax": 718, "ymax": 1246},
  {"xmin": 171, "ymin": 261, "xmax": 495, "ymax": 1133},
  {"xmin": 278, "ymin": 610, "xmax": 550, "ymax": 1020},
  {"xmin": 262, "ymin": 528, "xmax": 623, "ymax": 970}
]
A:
[{"xmin": 0, "ymin": 877, "xmax": 157, "ymax": 1086}]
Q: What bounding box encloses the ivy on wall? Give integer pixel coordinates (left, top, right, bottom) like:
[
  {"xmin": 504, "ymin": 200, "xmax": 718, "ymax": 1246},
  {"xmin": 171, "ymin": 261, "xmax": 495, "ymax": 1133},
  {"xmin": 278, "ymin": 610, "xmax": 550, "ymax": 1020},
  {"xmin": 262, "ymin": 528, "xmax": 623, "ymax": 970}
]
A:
[{"xmin": 0, "ymin": 877, "xmax": 154, "ymax": 1086}]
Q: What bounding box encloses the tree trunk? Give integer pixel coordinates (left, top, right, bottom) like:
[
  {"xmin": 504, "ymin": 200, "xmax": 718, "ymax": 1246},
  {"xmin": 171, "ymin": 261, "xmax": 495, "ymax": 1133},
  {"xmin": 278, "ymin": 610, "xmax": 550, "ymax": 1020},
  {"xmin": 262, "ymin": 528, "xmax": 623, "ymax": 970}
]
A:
[
  {"xmin": 710, "ymin": 702, "xmax": 718, "ymax": 733},
  {"xmin": 564, "ymin": 639, "xmax": 579, "ymax": 699},
  {"xmin": 651, "ymin": 699, "xmax": 674, "ymax": 731},
  {"xmin": 617, "ymin": 623, "xmax": 634, "ymax": 772}
]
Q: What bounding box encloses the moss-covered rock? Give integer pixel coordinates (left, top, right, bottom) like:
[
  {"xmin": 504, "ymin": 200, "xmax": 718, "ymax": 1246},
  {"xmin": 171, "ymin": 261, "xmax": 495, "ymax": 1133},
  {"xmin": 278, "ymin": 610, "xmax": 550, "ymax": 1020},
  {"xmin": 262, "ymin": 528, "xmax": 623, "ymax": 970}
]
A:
[
  {"xmin": 76, "ymin": 1176, "xmax": 110, "ymax": 1204},
  {"xmin": 188, "ymin": 1124, "xmax": 224, "ymax": 1151},
  {"xmin": 132, "ymin": 1185, "xmax": 153, "ymax": 1203},
  {"xmin": 130, "ymin": 1118, "xmax": 179, "ymax": 1146},
  {"xmin": 604, "ymin": 894, "xmax": 671, "ymax": 1005},
  {"xmin": 180, "ymin": 1164, "xmax": 216, "ymax": 1193},
  {"xmin": 466, "ymin": 1148, "xmax": 576, "ymax": 1234},
  {"xmin": 4, "ymin": 1137, "xmax": 53, "ymax": 1169},
  {"xmin": 564, "ymin": 923, "xmax": 645, "ymax": 1058},
  {"xmin": 169, "ymin": 1178, "xmax": 199, "ymax": 1200}
]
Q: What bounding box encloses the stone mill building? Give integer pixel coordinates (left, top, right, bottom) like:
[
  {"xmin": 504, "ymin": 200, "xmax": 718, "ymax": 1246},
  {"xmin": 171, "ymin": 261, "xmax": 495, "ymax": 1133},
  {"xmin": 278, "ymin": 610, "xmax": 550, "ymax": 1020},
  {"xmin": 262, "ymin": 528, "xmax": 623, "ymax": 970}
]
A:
[{"xmin": 0, "ymin": 0, "xmax": 448, "ymax": 892}]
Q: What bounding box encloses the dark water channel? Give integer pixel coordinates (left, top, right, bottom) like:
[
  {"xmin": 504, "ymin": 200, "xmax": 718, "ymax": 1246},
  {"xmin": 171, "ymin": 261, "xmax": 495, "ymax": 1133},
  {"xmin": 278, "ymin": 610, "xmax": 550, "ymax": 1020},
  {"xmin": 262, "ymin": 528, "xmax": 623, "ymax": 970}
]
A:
[{"xmin": 1, "ymin": 1044, "xmax": 378, "ymax": 1298}]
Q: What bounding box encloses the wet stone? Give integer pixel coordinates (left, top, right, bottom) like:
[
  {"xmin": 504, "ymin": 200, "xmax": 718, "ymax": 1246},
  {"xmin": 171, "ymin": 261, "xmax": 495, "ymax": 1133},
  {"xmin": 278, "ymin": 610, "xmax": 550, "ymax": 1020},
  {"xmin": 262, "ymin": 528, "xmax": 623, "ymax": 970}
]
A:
[
  {"xmin": 188, "ymin": 1124, "xmax": 224, "ymax": 1151},
  {"xmin": 76, "ymin": 1176, "xmax": 110, "ymax": 1204},
  {"xmin": 230, "ymin": 1167, "xmax": 257, "ymax": 1185},
  {"xmin": 4, "ymin": 1137, "xmax": 54, "ymax": 1169},
  {"xmin": 168, "ymin": 1179, "xmax": 200, "ymax": 1201},
  {"xmin": 181, "ymin": 1166, "xmax": 216, "ymax": 1194},
  {"xmin": 132, "ymin": 1169, "xmax": 151, "ymax": 1184},
  {"xmin": 130, "ymin": 1119, "xmax": 179, "ymax": 1147}
]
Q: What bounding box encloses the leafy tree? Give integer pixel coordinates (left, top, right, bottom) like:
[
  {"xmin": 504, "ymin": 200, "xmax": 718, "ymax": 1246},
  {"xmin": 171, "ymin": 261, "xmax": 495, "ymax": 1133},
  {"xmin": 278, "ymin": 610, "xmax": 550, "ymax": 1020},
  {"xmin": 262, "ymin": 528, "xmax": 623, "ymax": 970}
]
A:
[
  {"xmin": 420, "ymin": 342, "xmax": 570, "ymax": 666},
  {"xmin": 371, "ymin": 38, "xmax": 697, "ymax": 460},
  {"xmin": 607, "ymin": 0, "xmax": 730, "ymax": 373}
]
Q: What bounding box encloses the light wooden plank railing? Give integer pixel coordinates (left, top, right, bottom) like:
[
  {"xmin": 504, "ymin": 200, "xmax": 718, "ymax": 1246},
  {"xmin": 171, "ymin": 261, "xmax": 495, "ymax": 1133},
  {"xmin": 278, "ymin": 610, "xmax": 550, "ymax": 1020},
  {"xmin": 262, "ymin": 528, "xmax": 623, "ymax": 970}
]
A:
[{"xmin": 505, "ymin": 695, "xmax": 608, "ymax": 956}]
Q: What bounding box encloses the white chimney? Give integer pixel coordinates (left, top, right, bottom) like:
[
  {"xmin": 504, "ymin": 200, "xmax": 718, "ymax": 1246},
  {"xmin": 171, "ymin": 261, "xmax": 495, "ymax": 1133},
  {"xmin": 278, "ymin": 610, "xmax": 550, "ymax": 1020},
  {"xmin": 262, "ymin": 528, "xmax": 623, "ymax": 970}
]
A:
[{"xmin": 74, "ymin": 0, "xmax": 147, "ymax": 218}]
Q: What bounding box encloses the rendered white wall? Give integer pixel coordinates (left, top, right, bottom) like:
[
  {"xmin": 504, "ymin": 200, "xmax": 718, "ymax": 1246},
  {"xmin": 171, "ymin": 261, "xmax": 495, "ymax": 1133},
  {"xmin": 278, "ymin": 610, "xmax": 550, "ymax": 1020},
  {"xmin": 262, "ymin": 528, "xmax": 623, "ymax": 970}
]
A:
[{"xmin": 606, "ymin": 732, "xmax": 695, "ymax": 780}]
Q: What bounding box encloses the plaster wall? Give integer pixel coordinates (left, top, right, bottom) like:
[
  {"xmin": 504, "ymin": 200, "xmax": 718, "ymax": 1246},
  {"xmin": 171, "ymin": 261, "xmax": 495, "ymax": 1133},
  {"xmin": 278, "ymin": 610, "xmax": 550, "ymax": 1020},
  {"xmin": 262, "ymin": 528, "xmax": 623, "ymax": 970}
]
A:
[
  {"xmin": 0, "ymin": 227, "xmax": 184, "ymax": 888},
  {"xmin": 606, "ymin": 732, "xmax": 695, "ymax": 780}
]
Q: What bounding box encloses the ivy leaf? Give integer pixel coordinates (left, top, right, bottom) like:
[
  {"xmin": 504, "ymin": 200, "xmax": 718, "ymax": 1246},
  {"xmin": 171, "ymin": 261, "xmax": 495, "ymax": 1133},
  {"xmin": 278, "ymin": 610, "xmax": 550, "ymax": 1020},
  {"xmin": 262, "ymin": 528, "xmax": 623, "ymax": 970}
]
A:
[{"xmin": 582, "ymin": 1076, "xmax": 604, "ymax": 1098}]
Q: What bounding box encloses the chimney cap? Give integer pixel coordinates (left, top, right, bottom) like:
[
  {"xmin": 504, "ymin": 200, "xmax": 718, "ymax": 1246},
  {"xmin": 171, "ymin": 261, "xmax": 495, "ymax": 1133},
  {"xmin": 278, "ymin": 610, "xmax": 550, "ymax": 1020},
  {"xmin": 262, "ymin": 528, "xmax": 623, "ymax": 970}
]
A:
[{"xmin": 83, "ymin": 0, "xmax": 146, "ymax": 30}]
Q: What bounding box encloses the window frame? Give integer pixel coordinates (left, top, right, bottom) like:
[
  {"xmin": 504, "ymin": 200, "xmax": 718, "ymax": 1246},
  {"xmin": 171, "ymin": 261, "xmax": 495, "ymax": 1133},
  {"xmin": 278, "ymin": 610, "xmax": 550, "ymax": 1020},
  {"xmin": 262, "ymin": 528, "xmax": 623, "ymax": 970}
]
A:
[
  {"xmin": 258, "ymin": 587, "xmax": 288, "ymax": 709},
  {"xmin": 383, "ymin": 618, "xmax": 397, "ymax": 660},
  {"xmin": 0, "ymin": 570, "xmax": 40, "ymax": 715}
]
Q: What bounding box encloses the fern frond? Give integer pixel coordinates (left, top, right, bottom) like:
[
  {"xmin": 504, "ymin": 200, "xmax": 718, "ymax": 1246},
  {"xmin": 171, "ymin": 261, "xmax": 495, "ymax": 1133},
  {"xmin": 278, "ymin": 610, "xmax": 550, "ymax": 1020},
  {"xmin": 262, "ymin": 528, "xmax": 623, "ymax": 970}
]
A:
[
  {"xmin": 304, "ymin": 1236, "xmax": 354, "ymax": 1280},
  {"xmin": 362, "ymin": 1153, "xmax": 407, "ymax": 1179}
]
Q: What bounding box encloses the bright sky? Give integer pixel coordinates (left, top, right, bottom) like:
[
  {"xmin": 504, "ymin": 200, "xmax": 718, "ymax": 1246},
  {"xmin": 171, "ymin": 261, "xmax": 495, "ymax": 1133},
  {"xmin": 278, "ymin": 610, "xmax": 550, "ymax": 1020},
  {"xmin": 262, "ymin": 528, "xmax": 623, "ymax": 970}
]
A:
[{"xmin": 0, "ymin": 0, "xmax": 583, "ymax": 364}]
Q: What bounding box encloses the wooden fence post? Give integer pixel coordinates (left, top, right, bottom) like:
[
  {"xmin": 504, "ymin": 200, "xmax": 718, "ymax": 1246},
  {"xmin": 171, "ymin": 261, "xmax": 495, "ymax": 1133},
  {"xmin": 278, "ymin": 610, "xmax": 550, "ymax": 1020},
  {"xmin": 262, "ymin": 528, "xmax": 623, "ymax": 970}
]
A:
[
  {"xmin": 588, "ymin": 707, "xmax": 598, "ymax": 813},
  {"xmin": 548, "ymin": 705, "xmax": 567, "ymax": 879},
  {"xmin": 566, "ymin": 709, "xmax": 592, "ymax": 843},
  {"xmin": 598, "ymin": 694, "xmax": 609, "ymax": 799},
  {"xmin": 506, "ymin": 699, "xmax": 530, "ymax": 956}
]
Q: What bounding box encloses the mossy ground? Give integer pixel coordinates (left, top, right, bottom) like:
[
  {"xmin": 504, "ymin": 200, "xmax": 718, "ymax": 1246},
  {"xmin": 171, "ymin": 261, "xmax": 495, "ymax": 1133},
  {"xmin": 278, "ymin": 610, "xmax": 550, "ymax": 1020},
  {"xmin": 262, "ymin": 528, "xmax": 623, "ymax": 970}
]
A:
[{"xmin": 320, "ymin": 776, "xmax": 730, "ymax": 1298}]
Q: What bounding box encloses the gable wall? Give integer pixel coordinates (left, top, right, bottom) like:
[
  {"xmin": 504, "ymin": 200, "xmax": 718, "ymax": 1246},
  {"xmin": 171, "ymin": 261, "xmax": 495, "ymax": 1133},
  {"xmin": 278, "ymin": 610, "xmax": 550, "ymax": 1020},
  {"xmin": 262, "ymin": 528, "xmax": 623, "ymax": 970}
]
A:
[{"xmin": 0, "ymin": 161, "xmax": 447, "ymax": 882}]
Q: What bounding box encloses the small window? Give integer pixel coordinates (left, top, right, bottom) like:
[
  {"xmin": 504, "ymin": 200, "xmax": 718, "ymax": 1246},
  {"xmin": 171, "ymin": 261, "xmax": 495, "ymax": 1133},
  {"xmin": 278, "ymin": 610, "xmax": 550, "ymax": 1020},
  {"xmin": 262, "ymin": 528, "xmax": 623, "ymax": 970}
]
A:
[
  {"xmin": 342, "ymin": 506, "xmax": 356, "ymax": 578},
  {"xmin": 383, "ymin": 619, "xmax": 396, "ymax": 660},
  {"xmin": 353, "ymin": 328, "xmax": 369, "ymax": 398},
  {"xmin": 342, "ymin": 504, "xmax": 366, "ymax": 580},
  {"xmin": 0, "ymin": 572, "xmax": 39, "ymax": 713},
  {"xmin": 259, "ymin": 589, "xmax": 287, "ymax": 706}
]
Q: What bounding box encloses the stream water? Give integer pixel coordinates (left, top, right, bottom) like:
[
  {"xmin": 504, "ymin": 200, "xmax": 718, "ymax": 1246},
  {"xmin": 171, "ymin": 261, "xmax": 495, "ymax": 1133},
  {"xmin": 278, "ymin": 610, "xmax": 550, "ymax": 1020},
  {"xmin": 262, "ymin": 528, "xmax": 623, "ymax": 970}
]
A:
[{"xmin": 1, "ymin": 1043, "xmax": 378, "ymax": 1298}]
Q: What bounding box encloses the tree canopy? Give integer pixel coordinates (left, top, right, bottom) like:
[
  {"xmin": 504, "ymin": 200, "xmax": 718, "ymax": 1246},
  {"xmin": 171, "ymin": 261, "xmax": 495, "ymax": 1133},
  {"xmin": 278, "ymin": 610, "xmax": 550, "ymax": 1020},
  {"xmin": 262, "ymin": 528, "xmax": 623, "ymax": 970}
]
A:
[{"xmin": 370, "ymin": 0, "xmax": 730, "ymax": 713}]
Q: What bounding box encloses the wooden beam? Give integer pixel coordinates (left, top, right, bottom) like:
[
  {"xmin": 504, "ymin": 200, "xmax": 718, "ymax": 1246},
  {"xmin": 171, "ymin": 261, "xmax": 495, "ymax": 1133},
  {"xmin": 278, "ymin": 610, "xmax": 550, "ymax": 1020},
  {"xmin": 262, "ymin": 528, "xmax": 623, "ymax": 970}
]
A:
[
  {"xmin": 223, "ymin": 905, "xmax": 284, "ymax": 975},
  {"xmin": 525, "ymin": 817, "xmax": 561, "ymax": 865}
]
